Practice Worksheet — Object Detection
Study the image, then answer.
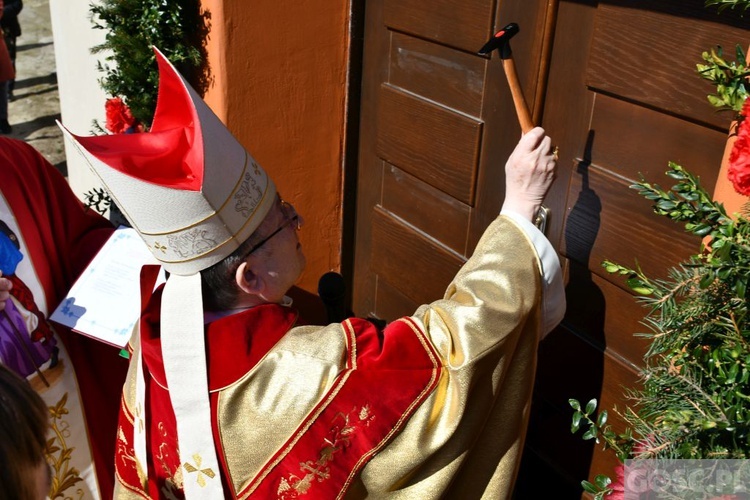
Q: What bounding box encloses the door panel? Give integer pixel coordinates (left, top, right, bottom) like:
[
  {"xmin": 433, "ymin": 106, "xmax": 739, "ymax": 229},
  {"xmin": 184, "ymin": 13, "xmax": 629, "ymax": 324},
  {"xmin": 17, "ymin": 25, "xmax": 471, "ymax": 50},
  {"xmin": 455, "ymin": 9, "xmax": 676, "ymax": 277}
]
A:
[
  {"xmin": 563, "ymin": 165, "xmax": 700, "ymax": 282},
  {"xmin": 388, "ymin": 33, "xmax": 486, "ymax": 116},
  {"xmin": 586, "ymin": 3, "xmax": 748, "ymax": 129},
  {"xmin": 371, "ymin": 279, "xmax": 421, "ymax": 322},
  {"xmin": 564, "ymin": 263, "xmax": 650, "ymax": 363},
  {"xmin": 381, "ymin": 165, "xmax": 472, "ymax": 255},
  {"xmin": 377, "ymin": 85, "xmax": 483, "ymax": 204},
  {"xmin": 383, "ymin": 0, "xmax": 495, "ymax": 52},
  {"xmin": 522, "ymin": 331, "xmax": 641, "ymax": 496},
  {"xmin": 590, "ymin": 94, "xmax": 729, "ymax": 179},
  {"xmin": 370, "ymin": 207, "xmax": 464, "ymax": 306}
]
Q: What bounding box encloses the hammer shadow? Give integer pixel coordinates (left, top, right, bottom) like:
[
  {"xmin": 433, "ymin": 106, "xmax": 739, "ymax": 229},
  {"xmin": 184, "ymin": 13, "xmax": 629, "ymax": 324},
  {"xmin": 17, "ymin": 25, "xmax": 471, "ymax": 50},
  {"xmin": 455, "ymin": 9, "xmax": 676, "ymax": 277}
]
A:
[
  {"xmin": 562, "ymin": 130, "xmax": 606, "ymax": 348},
  {"xmin": 515, "ymin": 130, "xmax": 607, "ymax": 496}
]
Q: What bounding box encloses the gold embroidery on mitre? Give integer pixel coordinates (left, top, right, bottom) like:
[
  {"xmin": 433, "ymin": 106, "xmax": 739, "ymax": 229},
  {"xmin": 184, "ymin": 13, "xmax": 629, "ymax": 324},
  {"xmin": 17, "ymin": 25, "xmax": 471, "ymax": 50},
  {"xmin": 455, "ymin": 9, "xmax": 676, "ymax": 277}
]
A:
[
  {"xmin": 154, "ymin": 241, "xmax": 167, "ymax": 253},
  {"xmin": 138, "ymin": 180, "xmax": 272, "ymax": 264},
  {"xmin": 183, "ymin": 454, "xmax": 216, "ymax": 488},
  {"xmin": 167, "ymin": 228, "xmax": 219, "ymax": 259},
  {"xmin": 276, "ymin": 405, "xmax": 375, "ymax": 498},
  {"xmin": 234, "ymin": 171, "xmax": 264, "ymax": 217}
]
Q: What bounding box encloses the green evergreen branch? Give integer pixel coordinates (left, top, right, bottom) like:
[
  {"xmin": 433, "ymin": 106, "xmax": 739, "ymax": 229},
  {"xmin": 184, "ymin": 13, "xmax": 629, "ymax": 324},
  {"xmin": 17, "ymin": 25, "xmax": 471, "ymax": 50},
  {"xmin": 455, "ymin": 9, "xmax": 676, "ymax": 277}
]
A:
[
  {"xmin": 697, "ymin": 45, "xmax": 750, "ymax": 114},
  {"xmin": 89, "ymin": 0, "xmax": 210, "ymax": 128},
  {"xmin": 572, "ymin": 4, "xmax": 750, "ymax": 493},
  {"xmin": 705, "ymin": 0, "xmax": 750, "ymax": 13},
  {"xmin": 575, "ymin": 161, "xmax": 750, "ymax": 469}
]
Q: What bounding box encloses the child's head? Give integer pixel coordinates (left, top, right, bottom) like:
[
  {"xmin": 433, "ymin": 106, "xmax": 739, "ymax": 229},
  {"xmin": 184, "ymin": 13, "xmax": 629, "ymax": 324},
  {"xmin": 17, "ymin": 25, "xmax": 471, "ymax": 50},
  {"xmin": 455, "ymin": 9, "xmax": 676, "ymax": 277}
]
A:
[{"xmin": 0, "ymin": 365, "xmax": 50, "ymax": 500}]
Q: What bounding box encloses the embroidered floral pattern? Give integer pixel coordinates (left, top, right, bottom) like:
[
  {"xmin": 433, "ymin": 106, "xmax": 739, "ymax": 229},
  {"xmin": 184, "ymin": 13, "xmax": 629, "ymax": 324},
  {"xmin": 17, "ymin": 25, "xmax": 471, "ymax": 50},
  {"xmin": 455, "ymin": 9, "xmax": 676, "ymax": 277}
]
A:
[
  {"xmin": 47, "ymin": 393, "xmax": 84, "ymax": 498},
  {"xmin": 167, "ymin": 229, "xmax": 218, "ymax": 258},
  {"xmin": 155, "ymin": 422, "xmax": 184, "ymax": 499},
  {"xmin": 276, "ymin": 405, "xmax": 375, "ymax": 498},
  {"xmin": 234, "ymin": 172, "xmax": 263, "ymax": 217}
]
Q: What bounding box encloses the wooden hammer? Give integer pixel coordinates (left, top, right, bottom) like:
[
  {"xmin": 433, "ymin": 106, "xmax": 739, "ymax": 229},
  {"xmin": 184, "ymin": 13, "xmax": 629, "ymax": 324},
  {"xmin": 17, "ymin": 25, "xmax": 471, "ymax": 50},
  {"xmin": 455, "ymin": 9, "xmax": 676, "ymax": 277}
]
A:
[{"xmin": 478, "ymin": 23, "xmax": 534, "ymax": 134}]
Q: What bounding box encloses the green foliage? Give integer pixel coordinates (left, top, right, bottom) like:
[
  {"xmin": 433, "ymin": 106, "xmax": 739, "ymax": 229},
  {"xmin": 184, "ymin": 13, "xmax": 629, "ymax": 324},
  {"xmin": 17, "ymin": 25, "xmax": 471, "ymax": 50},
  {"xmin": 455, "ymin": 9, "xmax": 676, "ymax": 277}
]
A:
[
  {"xmin": 581, "ymin": 473, "xmax": 614, "ymax": 500},
  {"xmin": 570, "ymin": 398, "xmax": 633, "ymax": 461},
  {"xmin": 570, "ymin": 4, "xmax": 750, "ymax": 497},
  {"xmin": 572, "ymin": 163, "xmax": 750, "ymax": 468},
  {"xmin": 569, "ymin": 399, "xmax": 624, "ymax": 499},
  {"xmin": 705, "ymin": 0, "xmax": 750, "ymax": 13},
  {"xmin": 697, "ymin": 45, "xmax": 750, "ymax": 113},
  {"xmin": 89, "ymin": 0, "xmax": 210, "ymax": 129}
]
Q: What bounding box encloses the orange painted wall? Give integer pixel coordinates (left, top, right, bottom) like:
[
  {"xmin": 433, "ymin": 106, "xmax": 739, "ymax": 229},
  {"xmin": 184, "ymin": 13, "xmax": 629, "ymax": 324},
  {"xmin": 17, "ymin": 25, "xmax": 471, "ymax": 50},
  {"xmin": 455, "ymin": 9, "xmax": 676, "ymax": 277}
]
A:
[{"xmin": 201, "ymin": 0, "xmax": 349, "ymax": 293}]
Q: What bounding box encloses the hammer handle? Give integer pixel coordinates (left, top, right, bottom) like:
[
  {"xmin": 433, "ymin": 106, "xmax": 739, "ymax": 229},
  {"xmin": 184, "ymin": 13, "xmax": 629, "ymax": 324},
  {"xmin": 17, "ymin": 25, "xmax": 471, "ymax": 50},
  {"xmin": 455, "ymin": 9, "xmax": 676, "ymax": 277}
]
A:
[{"xmin": 501, "ymin": 58, "xmax": 534, "ymax": 134}]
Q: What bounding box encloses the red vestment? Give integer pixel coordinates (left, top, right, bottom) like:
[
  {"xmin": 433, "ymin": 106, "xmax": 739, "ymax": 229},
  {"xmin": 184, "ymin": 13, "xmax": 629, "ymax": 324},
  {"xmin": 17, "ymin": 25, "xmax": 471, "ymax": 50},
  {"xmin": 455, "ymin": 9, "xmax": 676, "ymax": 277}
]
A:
[{"xmin": 0, "ymin": 137, "xmax": 128, "ymax": 498}]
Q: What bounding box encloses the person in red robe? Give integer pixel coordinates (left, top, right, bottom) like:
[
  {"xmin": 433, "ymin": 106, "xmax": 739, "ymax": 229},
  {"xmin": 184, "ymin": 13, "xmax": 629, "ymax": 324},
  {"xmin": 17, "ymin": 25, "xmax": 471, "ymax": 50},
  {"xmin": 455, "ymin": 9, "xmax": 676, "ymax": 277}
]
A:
[
  {"xmin": 64, "ymin": 50, "xmax": 565, "ymax": 499},
  {"xmin": 0, "ymin": 137, "xmax": 128, "ymax": 498}
]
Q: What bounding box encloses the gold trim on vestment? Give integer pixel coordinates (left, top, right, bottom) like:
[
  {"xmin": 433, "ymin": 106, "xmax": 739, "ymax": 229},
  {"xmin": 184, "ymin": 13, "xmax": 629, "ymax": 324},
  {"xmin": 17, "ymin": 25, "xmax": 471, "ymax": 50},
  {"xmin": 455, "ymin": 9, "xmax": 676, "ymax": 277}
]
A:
[
  {"xmin": 114, "ymin": 473, "xmax": 151, "ymax": 500},
  {"xmin": 240, "ymin": 324, "xmax": 358, "ymax": 498},
  {"xmin": 121, "ymin": 394, "xmax": 135, "ymax": 426},
  {"xmin": 337, "ymin": 318, "xmax": 441, "ymax": 498}
]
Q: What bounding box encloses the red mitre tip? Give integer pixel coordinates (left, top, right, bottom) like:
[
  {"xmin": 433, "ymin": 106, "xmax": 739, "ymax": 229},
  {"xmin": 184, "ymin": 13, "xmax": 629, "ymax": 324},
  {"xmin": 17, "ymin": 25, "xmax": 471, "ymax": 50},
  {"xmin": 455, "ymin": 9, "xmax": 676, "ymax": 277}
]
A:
[{"xmin": 72, "ymin": 48, "xmax": 204, "ymax": 191}]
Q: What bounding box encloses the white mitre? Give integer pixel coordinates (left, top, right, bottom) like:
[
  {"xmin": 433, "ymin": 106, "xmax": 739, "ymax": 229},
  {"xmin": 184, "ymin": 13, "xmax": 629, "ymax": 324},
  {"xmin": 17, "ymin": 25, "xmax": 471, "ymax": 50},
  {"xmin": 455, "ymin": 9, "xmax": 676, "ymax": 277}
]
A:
[{"xmin": 60, "ymin": 48, "xmax": 276, "ymax": 498}]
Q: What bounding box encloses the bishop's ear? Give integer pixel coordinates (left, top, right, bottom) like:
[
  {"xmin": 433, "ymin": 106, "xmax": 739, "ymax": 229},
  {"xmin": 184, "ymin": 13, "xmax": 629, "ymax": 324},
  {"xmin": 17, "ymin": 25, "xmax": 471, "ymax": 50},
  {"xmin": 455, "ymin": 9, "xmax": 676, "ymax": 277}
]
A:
[{"xmin": 235, "ymin": 260, "xmax": 264, "ymax": 297}]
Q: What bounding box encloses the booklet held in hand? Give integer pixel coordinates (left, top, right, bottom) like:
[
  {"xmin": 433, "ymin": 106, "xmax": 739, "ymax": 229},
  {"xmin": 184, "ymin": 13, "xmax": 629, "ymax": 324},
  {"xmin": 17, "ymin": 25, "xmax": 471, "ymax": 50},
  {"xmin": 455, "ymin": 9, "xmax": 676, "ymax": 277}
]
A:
[{"xmin": 50, "ymin": 226, "xmax": 164, "ymax": 349}]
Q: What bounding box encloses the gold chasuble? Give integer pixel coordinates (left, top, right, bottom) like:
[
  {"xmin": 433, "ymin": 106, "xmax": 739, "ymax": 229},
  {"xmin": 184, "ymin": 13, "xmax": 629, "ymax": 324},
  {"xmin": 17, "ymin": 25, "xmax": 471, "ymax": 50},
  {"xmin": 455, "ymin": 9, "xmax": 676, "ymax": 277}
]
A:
[{"xmin": 113, "ymin": 215, "xmax": 553, "ymax": 499}]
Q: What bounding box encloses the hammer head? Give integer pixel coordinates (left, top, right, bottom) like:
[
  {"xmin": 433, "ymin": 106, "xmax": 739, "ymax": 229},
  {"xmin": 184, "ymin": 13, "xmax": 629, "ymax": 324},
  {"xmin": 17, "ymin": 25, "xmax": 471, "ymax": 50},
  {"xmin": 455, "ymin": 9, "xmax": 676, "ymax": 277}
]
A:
[{"xmin": 477, "ymin": 23, "xmax": 519, "ymax": 59}]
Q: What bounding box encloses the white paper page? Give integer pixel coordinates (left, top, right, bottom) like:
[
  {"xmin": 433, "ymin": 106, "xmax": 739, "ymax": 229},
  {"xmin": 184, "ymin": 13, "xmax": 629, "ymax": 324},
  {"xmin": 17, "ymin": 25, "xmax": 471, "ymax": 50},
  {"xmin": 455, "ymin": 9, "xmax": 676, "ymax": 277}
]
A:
[{"xmin": 50, "ymin": 226, "xmax": 164, "ymax": 348}]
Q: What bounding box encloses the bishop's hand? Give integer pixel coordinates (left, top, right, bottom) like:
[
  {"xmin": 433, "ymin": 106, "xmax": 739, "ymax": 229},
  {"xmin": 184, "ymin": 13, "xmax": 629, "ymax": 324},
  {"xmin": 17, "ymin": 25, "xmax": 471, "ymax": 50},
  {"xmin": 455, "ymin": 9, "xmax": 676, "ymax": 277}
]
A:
[{"xmin": 501, "ymin": 127, "xmax": 557, "ymax": 222}]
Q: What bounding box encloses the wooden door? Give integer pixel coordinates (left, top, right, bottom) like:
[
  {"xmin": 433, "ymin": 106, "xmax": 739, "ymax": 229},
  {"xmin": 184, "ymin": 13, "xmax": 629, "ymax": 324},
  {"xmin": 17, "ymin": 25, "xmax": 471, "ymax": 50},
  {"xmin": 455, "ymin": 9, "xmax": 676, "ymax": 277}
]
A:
[
  {"xmin": 516, "ymin": 0, "xmax": 750, "ymax": 496},
  {"xmin": 352, "ymin": 0, "xmax": 749, "ymax": 496}
]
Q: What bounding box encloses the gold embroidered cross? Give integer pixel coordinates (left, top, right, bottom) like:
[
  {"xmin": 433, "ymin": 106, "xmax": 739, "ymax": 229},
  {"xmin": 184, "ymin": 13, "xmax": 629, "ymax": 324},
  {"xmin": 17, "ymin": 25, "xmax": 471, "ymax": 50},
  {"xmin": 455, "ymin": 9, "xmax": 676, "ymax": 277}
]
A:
[
  {"xmin": 154, "ymin": 241, "xmax": 167, "ymax": 253},
  {"xmin": 183, "ymin": 454, "xmax": 216, "ymax": 487},
  {"xmin": 300, "ymin": 460, "xmax": 330, "ymax": 482},
  {"xmin": 134, "ymin": 404, "xmax": 145, "ymax": 433}
]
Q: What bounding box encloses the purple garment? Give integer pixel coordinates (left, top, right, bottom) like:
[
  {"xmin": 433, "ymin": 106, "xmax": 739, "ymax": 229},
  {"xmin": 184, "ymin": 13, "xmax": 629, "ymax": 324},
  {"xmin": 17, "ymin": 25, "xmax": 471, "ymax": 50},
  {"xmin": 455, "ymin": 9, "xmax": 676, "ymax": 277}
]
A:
[{"xmin": 0, "ymin": 298, "xmax": 55, "ymax": 378}]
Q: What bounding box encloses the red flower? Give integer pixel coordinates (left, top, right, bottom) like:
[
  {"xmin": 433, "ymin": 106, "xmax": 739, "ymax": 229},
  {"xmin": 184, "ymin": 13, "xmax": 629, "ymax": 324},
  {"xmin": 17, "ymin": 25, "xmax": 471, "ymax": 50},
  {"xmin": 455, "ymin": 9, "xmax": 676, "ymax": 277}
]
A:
[
  {"xmin": 728, "ymin": 98, "xmax": 750, "ymax": 196},
  {"xmin": 105, "ymin": 97, "xmax": 140, "ymax": 134}
]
